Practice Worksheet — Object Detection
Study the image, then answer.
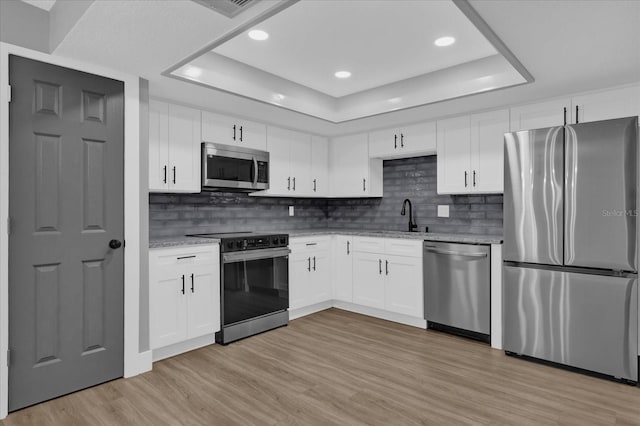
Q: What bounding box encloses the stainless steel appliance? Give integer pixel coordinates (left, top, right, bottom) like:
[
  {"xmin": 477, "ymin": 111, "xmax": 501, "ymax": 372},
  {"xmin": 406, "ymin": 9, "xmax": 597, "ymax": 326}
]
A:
[
  {"xmin": 503, "ymin": 116, "xmax": 639, "ymax": 383},
  {"xmin": 424, "ymin": 242, "xmax": 491, "ymax": 342},
  {"xmin": 188, "ymin": 232, "xmax": 289, "ymax": 344},
  {"xmin": 201, "ymin": 142, "xmax": 269, "ymax": 192}
]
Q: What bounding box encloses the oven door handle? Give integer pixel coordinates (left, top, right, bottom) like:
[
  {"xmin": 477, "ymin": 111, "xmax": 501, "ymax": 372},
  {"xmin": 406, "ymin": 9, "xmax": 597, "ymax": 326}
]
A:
[
  {"xmin": 252, "ymin": 157, "xmax": 258, "ymax": 186},
  {"xmin": 223, "ymin": 247, "xmax": 291, "ymax": 263}
]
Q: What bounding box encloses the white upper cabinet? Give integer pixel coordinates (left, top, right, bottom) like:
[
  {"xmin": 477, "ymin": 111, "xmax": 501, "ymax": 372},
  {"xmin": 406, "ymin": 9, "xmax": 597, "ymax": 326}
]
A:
[
  {"xmin": 437, "ymin": 109, "xmax": 509, "ymax": 194},
  {"xmin": 149, "ymin": 100, "xmax": 201, "ymax": 193},
  {"xmin": 330, "ymin": 133, "xmax": 383, "ymax": 197},
  {"xmin": 260, "ymin": 126, "xmax": 312, "ymax": 196},
  {"xmin": 509, "ymin": 97, "xmax": 571, "ymax": 132},
  {"xmin": 572, "ymin": 85, "xmax": 640, "ymax": 124},
  {"xmin": 201, "ymin": 110, "xmax": 267, "ymax": 151},
  {"xmin": 311, "ymin": 136, "xmax": 329, "ymax": 196},
  {"xmin": 369, "ymin": 121, "xmax": 436, "ymax": 159}
]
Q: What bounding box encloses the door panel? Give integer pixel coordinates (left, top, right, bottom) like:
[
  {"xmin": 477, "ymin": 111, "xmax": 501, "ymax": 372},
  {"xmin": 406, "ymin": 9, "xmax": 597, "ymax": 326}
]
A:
[
  {"xmin": 503, "ymin": 127, "xmax": 564, "ymax": 265},
  {"xmin": 187, "ymin": 267, "xmax": 218, "ymax": 339},
  {"xmin": 436, "ymin": 115, "xmax": 471, "ymax": 194},
  {"xmin": 9, "ymin": 55, "xmax": 124, "ymax": 411},
  {"xmin": 352, "ymin": 253, "xmax": 384, "ymax": 309},
  {"xmin": 564, "ymin": 117, "xmax": 638, "ymax": 271},
  {"xmin": 503, "ymin": 266, "xmax": 638, "ymax": 381}
]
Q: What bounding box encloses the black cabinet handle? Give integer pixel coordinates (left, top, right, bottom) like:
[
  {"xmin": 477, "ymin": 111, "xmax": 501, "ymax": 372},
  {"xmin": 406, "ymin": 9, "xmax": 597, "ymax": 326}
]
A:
[
  {"xmin": 400, "ymin": 133, "xmax": 404, "ymax": 148},
  {"xmin": 313, "ymin": 256, "xmax": 316, "ymax": 271},
  {"xmin": 563, "ymin": 107, "xmax": 567, "ymax": 126},
  {"xmin": 239, "ymin": 126, "xmax": 243, "ymax": 142},
  {"xmin": 287, "ymin": 177, "xmax": 291, "ymax": 191},
  {"xmin": 292, "ymin": 177, "xmax": 296, "ymax": 191},
  {"xmin": 233, "ymin": 124, "xmax": 236, "ymax": 141},
  {"xmin": 576, "ymin": 105, "xmax": 579, "ymax": 124},
  {"xmin": 379, "ymin": 259, "xmax": 382, "ymax": 274},
  {"xmin": 473, "ymin": 170, "xmax": 476, "ymax": 187},
  {"xmin": 177, "ymin": 255, "xmax": 196, "ymax": 260},
  {"xmin": 464, "ymin": 171, "xmax": 468, "ymax": 187},
  {"xmin": 394, "ymin": 134, "xmax": 397, "ymax": 149},
  {"xmin": 385, "ymin": 260, "xmax": 389, "ymax": 275},
  {"xmin": 181, "ymin": 275, "xmax": 185, "ymax": 295},
  {"xmin": 363, "ymin": 178, "xmax": 366, "ymax": 192},
  {"xmin": 109, "ymin": 239, "xmax": 122, "ymax": 249},
  {"xmin": 346, "ymin": 241, "xmax": 350, "ymax": 255},
  {"xmin": 172, "ymin": 166, "xmax": 176, "ymax": 184},
  {"xmin": 190, "ymin": 273, "xmax": 194, "ymax": 293},
  {"xmin": 307, "ymin": 257, "xmax": 311, "ymax": 272},
  {"xmin": 163, "ymin": 165, "xmax": 167, "ymax": 184},
  {"xmin": 313, "ymin": 179, "xmax": 317, "ymax": 192}
]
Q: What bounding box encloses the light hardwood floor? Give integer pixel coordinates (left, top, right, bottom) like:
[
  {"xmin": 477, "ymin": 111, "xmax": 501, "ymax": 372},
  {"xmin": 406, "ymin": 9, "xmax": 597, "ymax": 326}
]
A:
[{"xmin": 2, "ymin": 308, "xmax": 640, "ymax": 425}]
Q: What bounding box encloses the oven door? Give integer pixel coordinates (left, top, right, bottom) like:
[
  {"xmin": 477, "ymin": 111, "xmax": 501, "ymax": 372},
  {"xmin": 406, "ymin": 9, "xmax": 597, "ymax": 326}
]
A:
[
  {"xmin": 202, "ymin": 143, "xmax": 269, "ymax": 191},
  {"xmin": 221, "ymin": 247, "xmax": 289, "ymax": 326}
]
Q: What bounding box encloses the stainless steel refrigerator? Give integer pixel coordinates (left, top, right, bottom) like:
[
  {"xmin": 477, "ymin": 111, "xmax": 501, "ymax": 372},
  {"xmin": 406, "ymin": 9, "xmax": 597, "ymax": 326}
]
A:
[{"xmin": 503, "ymin": 116, "xmax": 639, "ymax": 382}]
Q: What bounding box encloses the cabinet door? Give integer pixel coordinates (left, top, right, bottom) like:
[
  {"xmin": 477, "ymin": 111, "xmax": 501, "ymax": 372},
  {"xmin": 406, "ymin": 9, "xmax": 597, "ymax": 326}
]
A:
[
  {"xmin": 168, "ymin": 104, "xmax": 201, "ymax": 192},
  {"xmin": 368, "ymin": 127, "xmax": 399, "ymax": 158},
  {"xmin": 330, "ymin": 133, "xmax": 370, "ymax": 196},
  {"xmin": 289, "ymin": 131, "xmax": 312, "ymax": 195},
  {"xmin": 470, "ymin": 109, "xmax": 509, "ymax": 193},
  {"xmin": 187, "ymin": 263, "xmax": 220, "ymax": 339},
  {"xmin": 400, "ymin": 121, "xmax": 437, "ymax": 157},
  {"xmin": 289, "ymin": 253, "xmax": 311, "ymax": 309},
  {"xmin": 237, "ymin": 119, "xmax": 267, "ymax": 150},
  {"xmin": 436, "ymin": 115, "xmax": 471, "ymax": 194},
  {"xmin": 352, "ymin": 253, "xmax": 385, "ymax": 309},
  {"xmin": 384, "ymin": 255, "xmax": 423, "ymax": 318},
  {"xmin": 311, "ymin": 136, "xmax": 329, "ymax": 196},
  {"xmin": 201, "ymin": 110, "xmax": 237, "ymax": 145},
  {"xmin": 150, "ymin": 270, "xmax": 188, "ymax": 349},
  {"xmin": 309, "ymin": 251, "xmax": 331, "ymax": 305},
  {"xmin": 265, "ymin": 126, "xmax": 292, "ymax": 194},
  {"xmin": 572, "ymin": 85, "xmax": 640, "ymax": 124},
  {"xmin": 149, "ymin": 100, "xmax": 169, "ymax": 192},
  {"xmin": 332, "ymin": 236, "xmax": 353, "ymax": 302},
  {"xmin": 509, "ymin": 98, "xmax": 570, "ymax": 131}
]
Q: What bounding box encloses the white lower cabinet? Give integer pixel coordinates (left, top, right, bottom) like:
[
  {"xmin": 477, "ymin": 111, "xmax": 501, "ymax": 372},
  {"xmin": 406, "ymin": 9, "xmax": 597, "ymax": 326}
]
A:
[
  {"xmin": 332, "ymin": 235, "xmax": 353, "ymax": 302},
  {"xmin": 289, "ymin": 237, "xmax": 332, "ymax": 310},
  {"xmin": 352, "ymin": 253, "xmax": 386, "ymax": 309},
  {"xmin": 149, "ymin": 245, "xmax": 220, "ymax": 350},
  {"xmin": 384, "ymin": 255, "xmax": 423, "ymax": 317}
]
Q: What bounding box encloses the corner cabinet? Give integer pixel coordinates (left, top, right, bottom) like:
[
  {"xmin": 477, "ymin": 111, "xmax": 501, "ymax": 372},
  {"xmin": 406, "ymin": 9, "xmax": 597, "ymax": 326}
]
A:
[
  {"xmin": 149, "ymin": 244, "xmax": 220, "ymax": 352},
  {"xmin": 329, "ymin": 133, "xmax": 383, "ymax": 198},
  {"xmin": 369, "ymin": 121, "xmax": 436, "ymax": 159},
  {"xmin": 201, "ymin": 110, "xmax": 267, "ymax": 151},
  {"xmin": 436, "ymin": 109, "xmax": 509, "ymax": 194},
  {"xmin": 149, "ymin": 100, "xmax": 201, "ymax": 193}
]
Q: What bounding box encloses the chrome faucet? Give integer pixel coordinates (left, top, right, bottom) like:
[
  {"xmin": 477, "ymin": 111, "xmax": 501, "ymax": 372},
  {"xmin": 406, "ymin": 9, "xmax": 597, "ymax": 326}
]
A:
[{"xmin": 400, "ymin": 199, "xmax": 418, "ymax": 232}]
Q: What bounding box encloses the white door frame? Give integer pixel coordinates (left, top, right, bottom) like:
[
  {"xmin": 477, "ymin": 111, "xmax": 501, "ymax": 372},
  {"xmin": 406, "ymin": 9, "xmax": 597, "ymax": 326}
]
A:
[{"xmin": 0, "ymin": 42, "xmax": 151, "ymax": 419}]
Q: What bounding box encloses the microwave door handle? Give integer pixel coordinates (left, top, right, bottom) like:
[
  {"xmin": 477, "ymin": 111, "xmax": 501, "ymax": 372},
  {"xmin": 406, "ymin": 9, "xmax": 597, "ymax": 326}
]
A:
[{"xmin": 252, "ymin": 157, "xmax": 258, "ymax": 185}]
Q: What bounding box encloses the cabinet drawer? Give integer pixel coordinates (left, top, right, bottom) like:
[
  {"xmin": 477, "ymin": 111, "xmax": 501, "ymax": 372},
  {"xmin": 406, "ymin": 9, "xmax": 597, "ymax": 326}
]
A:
[
  {"xmin": 289, "ymin": 236, "xmax": 331, "ymax": 253},
  {"xmin": 384, "ymin": 239, "xmax": 422, "ymax": 258},
  {"xmin": 150, "ymin": 245, "xmax": 219, "ymax": 267},
  {"xmin": 353, "ymin": 237, "xmax": 385, "ymax": 254}
]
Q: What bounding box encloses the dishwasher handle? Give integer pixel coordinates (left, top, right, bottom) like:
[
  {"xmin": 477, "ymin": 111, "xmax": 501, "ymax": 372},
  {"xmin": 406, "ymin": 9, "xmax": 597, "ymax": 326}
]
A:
[{"xmin": 424, "ymin": 247, "xmax": 488, "ymax": 258}]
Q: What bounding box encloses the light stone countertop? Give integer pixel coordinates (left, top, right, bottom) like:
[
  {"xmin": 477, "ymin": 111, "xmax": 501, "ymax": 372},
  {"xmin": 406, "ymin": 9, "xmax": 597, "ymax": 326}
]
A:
[{"xmin": 149, "ymin": 230, "xmax": 502, "ymax": 248}]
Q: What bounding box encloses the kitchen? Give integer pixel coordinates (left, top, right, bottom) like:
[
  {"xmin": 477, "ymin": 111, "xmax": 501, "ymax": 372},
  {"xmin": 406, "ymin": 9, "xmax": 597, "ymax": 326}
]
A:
[{"xmin": 1, "ymin": 0, "xmax": 640, "ymax": 424}]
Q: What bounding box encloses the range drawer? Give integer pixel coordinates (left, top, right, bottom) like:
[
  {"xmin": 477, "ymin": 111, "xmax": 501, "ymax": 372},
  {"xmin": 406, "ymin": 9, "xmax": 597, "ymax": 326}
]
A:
[{"xmin": 150, "ymin": 244, "xmax": 219, "ymax": 267}]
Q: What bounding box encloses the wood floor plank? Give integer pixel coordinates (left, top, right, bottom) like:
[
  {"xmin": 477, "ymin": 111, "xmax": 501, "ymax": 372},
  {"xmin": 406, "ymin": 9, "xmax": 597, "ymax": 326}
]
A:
[{"xmin": 2, "ymin": 308, "xmax": 639, "ymax": 425}]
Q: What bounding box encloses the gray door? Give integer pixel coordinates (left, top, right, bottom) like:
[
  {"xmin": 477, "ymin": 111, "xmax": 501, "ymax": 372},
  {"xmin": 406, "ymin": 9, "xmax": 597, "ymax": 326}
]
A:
[
  {"xmin": 564, "ymin": 117, "xmax": 638, "ymax": 272},
  {"xmin": 8, "ymin": 55, "xmax": 124, "ymax": 411},
  {"xmin": 503, "ymin": 265, "xmax": 637, "ymax": 381},
  {"xmin": 503, "ymin": 126, "xmax": 564, "ymax": 265}
]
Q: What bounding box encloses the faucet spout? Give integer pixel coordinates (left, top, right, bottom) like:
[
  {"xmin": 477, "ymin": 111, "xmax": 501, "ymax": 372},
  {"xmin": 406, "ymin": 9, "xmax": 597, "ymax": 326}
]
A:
[{"xmin": 401, "ymin": 199, "xmax": 418, "ymax": 232}]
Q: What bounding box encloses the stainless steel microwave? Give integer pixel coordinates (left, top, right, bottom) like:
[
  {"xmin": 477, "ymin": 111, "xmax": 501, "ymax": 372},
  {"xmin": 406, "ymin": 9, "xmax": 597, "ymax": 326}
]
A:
[{"xmin": 201, "ymin": 142, "xmax": 269, "ymax": 192}]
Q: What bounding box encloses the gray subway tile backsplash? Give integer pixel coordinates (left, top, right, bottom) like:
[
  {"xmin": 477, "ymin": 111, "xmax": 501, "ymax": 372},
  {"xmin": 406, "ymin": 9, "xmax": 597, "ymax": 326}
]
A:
[{"xmin": 149, "ymin": 155, "xmax": 503, "ymax": 239}]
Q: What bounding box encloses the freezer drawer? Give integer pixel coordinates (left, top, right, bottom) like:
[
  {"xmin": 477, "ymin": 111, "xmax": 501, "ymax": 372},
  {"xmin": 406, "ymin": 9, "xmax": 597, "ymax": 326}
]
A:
[
  {"xmin": 424, "ymin": 242, "xmax": 490, "ymax": 335},
  {"xmin": 503, "ymin": 265, "xmax": 638, "ymax": 381}
]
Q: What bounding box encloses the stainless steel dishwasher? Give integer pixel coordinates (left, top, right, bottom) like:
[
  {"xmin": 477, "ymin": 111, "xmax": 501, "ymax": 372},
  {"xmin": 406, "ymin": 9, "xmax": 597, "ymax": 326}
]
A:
[{"xmin": 423, "ymin": 241, "xmax": 490, "ymax": 342}]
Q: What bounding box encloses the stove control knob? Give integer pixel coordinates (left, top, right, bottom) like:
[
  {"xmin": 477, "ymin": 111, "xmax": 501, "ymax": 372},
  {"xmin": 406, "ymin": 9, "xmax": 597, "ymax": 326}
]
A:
[
  {"xmin": 226, "ymin": 241, "xmax": 234, "ymax": 250},
  {"xmin": 236, "ymin": 241, "xmax": 242, "ymax": 249},
  {"xmin": 280, "ymin": 238, "xmax": 287, "ymax": 245},
  {"xmin": 272, "ymin": 238, "xmax": 279, "ymax": 245}
]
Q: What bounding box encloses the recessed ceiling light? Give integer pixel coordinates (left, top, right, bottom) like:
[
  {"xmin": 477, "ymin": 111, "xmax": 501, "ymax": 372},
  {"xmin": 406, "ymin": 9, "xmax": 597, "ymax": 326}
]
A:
[
  {"xmin": 434, "ymin": 36, "xmax": 456, "ymax": 47},
  {"xmin": 248, "ymin": 29, "xmax": 269, "ymax": 41},
  {"xmin": 183, "ymin": 66, "xmax": 202, "ymax": 78},
  {"xmin": 334, "ymin": 71, "xmax": 351, "ymax": 79}
]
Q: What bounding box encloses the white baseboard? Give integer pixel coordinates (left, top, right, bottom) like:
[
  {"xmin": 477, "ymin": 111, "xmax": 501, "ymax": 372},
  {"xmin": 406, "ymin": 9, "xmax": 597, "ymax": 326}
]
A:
[
  {"xmin": 152, "ymin": 334, "xmax": 215, "ymax": 362},
  {"xmin": 124, "ymin": 350, "xmax": 153, "ymax": 377},
  {"xmin": 333, "ymin": 301, "xmax": 427, "ymax": 328},
  {"xmin": 289, "ymin": 300, "xmax": 333, "ymax": 320}
]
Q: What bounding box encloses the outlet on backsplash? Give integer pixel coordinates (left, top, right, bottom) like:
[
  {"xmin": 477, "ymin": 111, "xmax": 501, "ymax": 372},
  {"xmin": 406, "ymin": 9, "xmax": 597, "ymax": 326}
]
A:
[
  {"xmin": 289, "ymin": 206, "xmax": 295, "ymax": 216},
  {"xmin": 437, "ymin": 205, "xmax": 450, "ymax": 218}
]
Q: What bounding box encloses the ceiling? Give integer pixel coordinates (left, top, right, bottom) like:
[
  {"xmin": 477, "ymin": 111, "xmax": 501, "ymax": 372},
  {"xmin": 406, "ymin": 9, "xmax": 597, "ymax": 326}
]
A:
[
  {"xmin": 44, "ymin": 0, "xmax": 639, "ymax": 135},
  {"xmin": 213, "ymin": 1, "xmax": 498, "ymax": 98},
  {"xmin": 20, "ymin": 0, "xmax": 56, "ymax": 11}
]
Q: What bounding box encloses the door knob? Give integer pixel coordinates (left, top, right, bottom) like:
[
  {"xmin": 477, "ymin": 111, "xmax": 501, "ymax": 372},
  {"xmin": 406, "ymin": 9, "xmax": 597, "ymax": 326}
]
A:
[{"xmin": 109, "ymin": 239, "xmax": 123, "ymax": 249}]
